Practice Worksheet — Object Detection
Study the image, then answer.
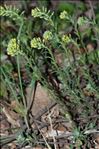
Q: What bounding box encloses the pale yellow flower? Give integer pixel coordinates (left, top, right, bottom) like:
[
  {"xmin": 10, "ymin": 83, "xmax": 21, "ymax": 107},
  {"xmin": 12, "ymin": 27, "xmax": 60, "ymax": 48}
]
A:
[
  {"xmin": 62, "ymin": 35, "xmax": 71, "ymax": 44},
  {"xmin": 60, "ymin": 10, "xmax": 69, "ymax": 19},
  {"xmin": 77, "ymin": 17, "xmax": 86, "ymax": 26},
  {"xmin": 43, "ymin": 31, "xmax": 53, "ymax": 41},
  {"xmin": 31, "ymin": 37, "xmax": 43, "ymax": 49},
  {"xmin": 7, "ymin": 38, "xmax": 20, "ymax": 56},
  {"xmin": 31, "ymin": 7, "xmax": 41, "ymax": 18}
]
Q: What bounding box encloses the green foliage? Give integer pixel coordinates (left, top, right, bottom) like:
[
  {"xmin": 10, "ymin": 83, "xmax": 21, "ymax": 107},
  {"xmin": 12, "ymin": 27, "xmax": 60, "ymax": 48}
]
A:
[{"xmin": 58, "ymin": 2, "xmax": 75, "ymax": 14}]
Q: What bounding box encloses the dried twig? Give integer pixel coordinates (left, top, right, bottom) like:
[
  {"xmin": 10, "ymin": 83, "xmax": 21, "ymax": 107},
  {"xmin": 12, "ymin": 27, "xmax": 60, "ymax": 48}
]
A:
[
  {"xmin": 27, "ymin": 81, "xmax": 38, "ymax": 113},
  {"xmin": 48, "ymin": 110, "xmax": 57, "ymax": 149},
  {"xmin": 34, "ymin": 102, "xmax": 57, "ymax": 120}
]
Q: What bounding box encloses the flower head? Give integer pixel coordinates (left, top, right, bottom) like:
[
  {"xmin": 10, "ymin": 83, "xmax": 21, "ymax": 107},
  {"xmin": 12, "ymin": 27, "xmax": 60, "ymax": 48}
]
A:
[
  {"xmin": 77, "ymin": 16, "xmax": 86, "ymax": 26},
  {"xmin": 7, "ymin": 38, "xmax": 20, "ymax": 56},
  {"xmin": 31, "ymin": 37, "xmax": 43, "ymax": 49},
  {"xmin": 43, "ymin": 31, "xmax": 53, "ymax": 41},
  {"xmin": 31, "ymin": 7, "xmax": 54, "ymax": 25},
  {"xmin": 31, "ymin": 7, "xmax": 41, "ymax": 18},
  {"xmin": 62, "ymin": 35, "xmax": 71, "ymax": 44},
  {"xmin": 59, "ymin": 10, "xmax": 69, "ymax": 20}
]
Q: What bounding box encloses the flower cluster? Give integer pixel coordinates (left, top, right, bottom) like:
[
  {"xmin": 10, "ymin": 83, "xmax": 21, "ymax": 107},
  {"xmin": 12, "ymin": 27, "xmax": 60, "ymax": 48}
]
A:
[
  {"xmin": 31, "ymin": 7, "xmax": 41, "ymax": 18},
  {"xmin": 62, "ymin": 35, "xmax": 71, "ymax": 44},
  {"xmin": 59, "ymin": 10, "xmax": 69, "ymax": 20},
  {"xmin": 43, "ymin": 31, "xmax": 53, "ymax": 41},
  {"xmin": 7, "ymin": 38, "xmax": 20, "ymax": 56},
  {"xmin": 77, "ymin": 16, "xmax": 87, "ymax": 26},
  {"xmin": 31, "ymin": 37, "xmax": 43, "ymax": 49},
  {"xmin": 31, "ymin": 7, "xmax": 54, "ymax": 24}
]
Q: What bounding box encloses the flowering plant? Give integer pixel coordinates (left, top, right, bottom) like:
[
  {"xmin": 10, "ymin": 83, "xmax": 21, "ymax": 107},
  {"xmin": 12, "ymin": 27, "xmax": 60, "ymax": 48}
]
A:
[{"xmin": 0, "ymin": 5, "xmax": 99, "ymax": 148}]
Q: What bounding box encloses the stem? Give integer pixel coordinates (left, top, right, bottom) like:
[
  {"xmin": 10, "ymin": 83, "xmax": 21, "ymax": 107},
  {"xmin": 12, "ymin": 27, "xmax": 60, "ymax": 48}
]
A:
[
  {"xmin": 45, "ymin": 46, "xmax": 58, "ymax": 69},
  {"xmin": 16, "ymin": 18, "xmax": 31, "ymax": 130},
  {"xmin": 17, "ymin": 19, "xmax": 23, "ymax": 40},
  {"xmin": 17, "ymin": 55, "xmax": 27, "ymax": 108}
]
